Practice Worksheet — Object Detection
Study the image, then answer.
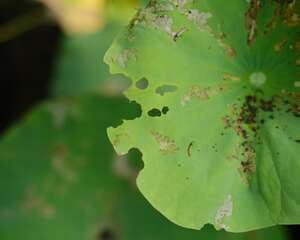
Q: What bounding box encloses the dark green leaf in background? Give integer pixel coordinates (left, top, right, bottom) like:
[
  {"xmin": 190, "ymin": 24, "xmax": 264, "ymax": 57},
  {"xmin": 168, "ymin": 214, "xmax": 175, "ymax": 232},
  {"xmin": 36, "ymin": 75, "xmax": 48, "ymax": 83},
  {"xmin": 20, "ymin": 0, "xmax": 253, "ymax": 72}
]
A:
[{"xmin": 0, "ymin": 95, "xmax": 287, "ymax": 240}]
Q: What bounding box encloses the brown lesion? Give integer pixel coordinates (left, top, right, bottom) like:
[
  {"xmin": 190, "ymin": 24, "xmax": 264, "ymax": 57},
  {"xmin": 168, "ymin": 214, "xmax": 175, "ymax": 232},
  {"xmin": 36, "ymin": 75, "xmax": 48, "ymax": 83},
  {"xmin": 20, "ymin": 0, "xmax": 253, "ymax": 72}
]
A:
[
  {"xmin": 51, "ymin": 143, "xmax": 78, "ymax": 183},
  {"xmin": 245, "ymin": 0, "xmax": 261, "ymax": 46},
  {"xmin": 151, "ymin": 130, "xmax": 179, "ymax": 154},
  {"xmin": 266, "ymin": 3, "xmax": 281, "ymax": 32},
  {"xmin": 283, "ymin": 0, "xmax": 300, "ymax": 27},
  {"xmin": 273, "ymin": 38, "xmax": 288, "ymax": 52},
  {"xmin": 224, "ymin": 91, "xmax": 300, "ymax": 186},
  {"xmin": 112, "ymin": 132, "xmax": 129, "ymax": 146},
  {"xmin": 22, "ymin": 186, "xmax": 55, "ymax": 219},
  {"xmin": 181, "ymin": 83, "xmax": 229, "ymax": 106}
]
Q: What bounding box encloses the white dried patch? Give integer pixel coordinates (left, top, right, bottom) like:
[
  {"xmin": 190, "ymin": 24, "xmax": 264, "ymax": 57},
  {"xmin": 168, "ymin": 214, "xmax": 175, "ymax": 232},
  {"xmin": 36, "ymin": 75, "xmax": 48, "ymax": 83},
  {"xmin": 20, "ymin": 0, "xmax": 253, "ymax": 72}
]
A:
[
  {"xmin": 181, "ymin": 95, "xmax": 191, "ymax": 106},
  {"xmin": 173, "ymin": 0, "xmax": 193, "ymax": 8},
  {"xmin": 294, "ymin": 81, "xmax": 300, "ymax": 88},
  {"xmin": 153, "ymin": 15, "xmax": 174, "ymax": 35},
  {"xmin": 186, "ymin": 10, "xmax": 212, "ymax": 29},
  {"xmin": 215, "ymin": 195, "xmax": 233, "ymax": 230},
  {"xmin": 114, "ymin": 49, "xmax": 137, "ymax": 68},
  {"xmin": 157, "ymin": 2, "xmax": 174, "ymax": 12}
]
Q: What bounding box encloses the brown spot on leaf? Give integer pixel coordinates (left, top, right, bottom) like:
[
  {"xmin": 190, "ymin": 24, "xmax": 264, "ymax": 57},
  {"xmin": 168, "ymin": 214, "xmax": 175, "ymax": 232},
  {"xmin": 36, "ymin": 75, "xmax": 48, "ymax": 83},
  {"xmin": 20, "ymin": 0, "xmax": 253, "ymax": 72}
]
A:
[
  {"xmin": 225, "ymin": 91, "xmax": 300, "ymax": 185},
  {"xmin": 181, "ymin": 84, "xmax": 228, "ymax": 106},
  {"xmin": 284, "ymin": 0, "xmax": 300, "ymax": 27},
  {"xmin": 151, "ymin": 131, "xmax": 179, "ymax": 154},
  {"xmin": 274, "ymin": 38, "xmax": 287, "ymax": 52},
  {"xmin": 223, "ymin": 72, "xmax": 241, "ymax": 81},
  {"xmin": 22, "ymin": 187, "xmax": 55, "ymax": 219},
  {"xmin": 225, "ymin": 46, "xmax": 237, "ymax": 58},
  {"xmin": 52, "ymin": 144, "xmax": 77, "ymax": 182},
  {"xmin": 245, "ymin": 0, "xmax": 260, "ymax": 46}
]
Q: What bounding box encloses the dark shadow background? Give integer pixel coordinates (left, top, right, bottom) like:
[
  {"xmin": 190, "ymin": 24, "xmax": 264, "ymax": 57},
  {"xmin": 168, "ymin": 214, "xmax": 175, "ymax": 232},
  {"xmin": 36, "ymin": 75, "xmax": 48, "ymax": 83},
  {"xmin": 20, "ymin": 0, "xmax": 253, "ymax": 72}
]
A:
[
  {"xmin": 0, "ymin": 0, "xmax": 299, "ymax": 239},
  {"xmin": 0, "ymin": 0, "xmax": 61, "ymax": 132}
]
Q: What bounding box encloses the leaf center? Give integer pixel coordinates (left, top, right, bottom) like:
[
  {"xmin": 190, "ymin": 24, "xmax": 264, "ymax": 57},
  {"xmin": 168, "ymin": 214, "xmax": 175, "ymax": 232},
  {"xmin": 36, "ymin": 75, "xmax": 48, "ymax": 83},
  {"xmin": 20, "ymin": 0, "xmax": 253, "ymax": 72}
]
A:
[{"xmin": 249, "ymin": 72, "xmax": 267, "ymax": 88}]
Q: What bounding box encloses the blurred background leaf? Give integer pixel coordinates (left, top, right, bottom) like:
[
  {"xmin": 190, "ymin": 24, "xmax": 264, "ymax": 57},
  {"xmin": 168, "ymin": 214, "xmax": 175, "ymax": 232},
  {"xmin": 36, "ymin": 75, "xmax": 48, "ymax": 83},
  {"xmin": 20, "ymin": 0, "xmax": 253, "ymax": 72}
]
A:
[
  {"xmin": 50, "ymin": 23, "xmax": 131, "ymax": 97},
  {"xmin": 0, "ymin": 95, "xmax": 288, "ymax": 240}
]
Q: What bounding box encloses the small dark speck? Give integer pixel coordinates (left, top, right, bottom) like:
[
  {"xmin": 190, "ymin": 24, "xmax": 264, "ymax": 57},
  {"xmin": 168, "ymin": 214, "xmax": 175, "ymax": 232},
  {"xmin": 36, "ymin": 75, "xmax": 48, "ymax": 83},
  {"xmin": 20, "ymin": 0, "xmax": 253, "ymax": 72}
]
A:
[
  {"xmin": 98, "ymin": 229, "xmax": 115, "ymax": 240},
  {"xmin": 269, "ymin": 115, "xmax": 274, "ymax": 120},
  {"xmin": 296, "ymin": 139, "xmax": 300, "ymax": 144}
]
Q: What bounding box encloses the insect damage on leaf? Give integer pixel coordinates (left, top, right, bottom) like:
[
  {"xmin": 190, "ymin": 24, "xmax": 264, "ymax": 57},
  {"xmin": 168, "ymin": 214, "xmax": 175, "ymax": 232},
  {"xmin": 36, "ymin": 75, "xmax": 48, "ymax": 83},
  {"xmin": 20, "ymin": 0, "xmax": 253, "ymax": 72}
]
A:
[
  {"xmin": 127, "ymin": 1, "xmax": 187, "ymax": 42},
  {"xmin": 112, "ymin": 49, "xmax": 138, "ymax": 68},
  {"xmin": 181, "ymin": 84, "xmax": 228, "ymax": 106},
  {"xmin": 215, "ymin": 195, "xmax": 233, "ymax": 230},
  {"xmin": 151, "ymin": 130, "xmax": 179, "ymax": 154},
  {"xmin": 186, "ymin": 9, "xmax": 212, "ymax": 30},
  {"xmin": 187, "ymin": 141, "xmax": 194, "ymax": 158},
  {"xmin": 105, "ymin": 0, "xmax": 300, "ymax": 232},
  {"xmin": 224, "ymin": 91, "xmax": 300, "ymax": 185}
]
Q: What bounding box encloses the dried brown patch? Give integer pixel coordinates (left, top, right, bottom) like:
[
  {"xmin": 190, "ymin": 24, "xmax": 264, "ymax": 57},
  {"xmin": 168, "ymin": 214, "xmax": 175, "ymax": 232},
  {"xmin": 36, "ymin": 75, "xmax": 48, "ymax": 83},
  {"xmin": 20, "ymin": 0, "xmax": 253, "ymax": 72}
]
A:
[
  {"xmin": 245, "ymin": 0, "xmax": 261, "ymax": 46},
  {"xmin": 151, "ymin": 131, "xmax": 179, "ymax": 154}
]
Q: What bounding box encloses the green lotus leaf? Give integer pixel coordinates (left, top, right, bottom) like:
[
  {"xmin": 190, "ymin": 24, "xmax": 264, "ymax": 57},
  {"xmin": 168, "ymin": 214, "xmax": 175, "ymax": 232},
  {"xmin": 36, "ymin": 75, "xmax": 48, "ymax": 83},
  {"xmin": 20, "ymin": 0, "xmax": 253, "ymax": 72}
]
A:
[
  {"xmin": 105, "ymin": 0, "xmax": 300, "ymax": 232},
  {"xmin": 0, "ymin": 95, "xmax": 287, "ymax": 239}
]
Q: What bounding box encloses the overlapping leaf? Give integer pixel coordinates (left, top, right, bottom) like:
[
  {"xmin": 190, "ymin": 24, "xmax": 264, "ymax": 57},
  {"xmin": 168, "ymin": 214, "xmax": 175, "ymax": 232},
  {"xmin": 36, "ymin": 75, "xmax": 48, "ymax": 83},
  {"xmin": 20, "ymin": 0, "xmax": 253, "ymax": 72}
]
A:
[{"xmin": 105, "ymin": 0, "xmax": 300, "ymax": 232}]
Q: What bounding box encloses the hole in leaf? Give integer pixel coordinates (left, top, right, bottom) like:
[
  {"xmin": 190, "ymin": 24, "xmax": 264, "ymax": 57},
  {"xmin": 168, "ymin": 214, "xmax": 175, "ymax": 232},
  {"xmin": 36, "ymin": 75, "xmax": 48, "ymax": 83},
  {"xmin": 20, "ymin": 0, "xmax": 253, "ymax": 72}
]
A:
[
  {"xmin": 162, "ymin": 106, "xmax": 169, "ymax": 114},
  {"xmin": 155, "ymin": 85, "xmax": 178, "ymax": 96},
  {"xmin": 148, "ymin": 108, "xmax": 161, "ymax": 117},
  {"xmin": 110, "ymin": 99, "xmax": 142, "ymax": 128},
  {"xmin": 127, "ymin": 148, "xmax": 144, "ymax": 172},
  {"xmin": 135, "ymin": 78, "xmax": 149, "ymax": 89},
  {"xmin": 98, "ymin": 229, "xmax": 115, "ymax": 240}
]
